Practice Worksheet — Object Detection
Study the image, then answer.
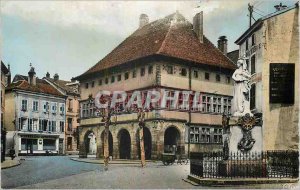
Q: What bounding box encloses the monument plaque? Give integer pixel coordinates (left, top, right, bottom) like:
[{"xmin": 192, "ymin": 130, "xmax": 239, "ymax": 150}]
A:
[{"xmin": 269, "ymin": 63, "xmax": 295, "ymax": 104}]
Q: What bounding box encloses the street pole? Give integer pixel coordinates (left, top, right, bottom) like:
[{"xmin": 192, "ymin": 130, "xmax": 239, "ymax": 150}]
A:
[
  {"xmin": 102, "ymin": 107, "xmax": 111, "ymax": 171},
  {"xmin": 138, "ymin": 108, "xmax": 146, "ymax": 167},
  {"xmin": 248, "ymin": 3, "xmax": 254, "ymax": 27}
]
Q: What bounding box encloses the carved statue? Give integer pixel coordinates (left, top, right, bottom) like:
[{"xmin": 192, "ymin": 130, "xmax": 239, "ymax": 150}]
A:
[{"xmin": 231, "ymin": 58, "xmax": 252, "ymax": 117}]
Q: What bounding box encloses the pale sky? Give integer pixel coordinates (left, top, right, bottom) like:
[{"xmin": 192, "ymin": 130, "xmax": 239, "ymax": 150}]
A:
[{"xmin": 1, "ymin": 0, "xmax": 297, "ymax": 81}]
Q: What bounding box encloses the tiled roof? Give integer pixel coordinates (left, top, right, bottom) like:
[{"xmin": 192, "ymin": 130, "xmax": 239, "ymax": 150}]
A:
[
  {"xmin": 227, "ymin": 50, "xmax": 239, "ymax": 65},
  {"xmin": 7, "ymin": 75, "xmax": 65, "ymax": 97},
  {"xmin": 76, "ymin": 12, "xmax": 235, "ymax": 80},
  {"xmin": 45, "ymin": 78, "xmax": 80, "ymax": 95}
]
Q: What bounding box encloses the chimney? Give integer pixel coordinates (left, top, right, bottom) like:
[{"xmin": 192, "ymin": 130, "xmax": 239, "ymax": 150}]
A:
[
  {"xmin": 218, "ymin": 36, "xmax": 228, "ymax": 54},
  {"xmin": 139, "ymin": 14, "xmax": 149, "ymax": 28},
  {"xmin": 7, "ymin": 64, "xmax": 11, "ymax": 85},
  {"xmin": 28, "ymin": 64, "xmax": 36, "ymax": 86},
  {"xmin": 46, "ymin": 72, "xmax": 50, "ymax": 78},
  {"xmin": 193, "ymin": 11, "xmax": 203, "ymax": 43},
  {"xmin": 54, "ymin": 73, "xmax": 59, "ymax": 81}
]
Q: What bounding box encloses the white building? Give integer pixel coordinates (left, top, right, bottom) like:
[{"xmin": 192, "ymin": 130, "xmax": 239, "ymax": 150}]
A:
[
  {"xmin": 4, "ymin": 66, "xmax": 67, "ymax": 155},
  {"xmin": 235, "ymin": 3, "xmax": 299, "ymax": 150}
]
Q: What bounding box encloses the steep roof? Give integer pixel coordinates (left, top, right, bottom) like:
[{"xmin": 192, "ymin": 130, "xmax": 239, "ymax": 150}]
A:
[
  {"xmin": 76, "ymin": 12, "xmax": 235, "ymax": 80},
  {"xmin": 45, "ymin": 77, "xmax": 80, "ymax": 96},
  {"xmin": 7, "ymin": 74, "xmax": 65, "ymax": 97},
  {"xmin": 227, "ymin": 50, "xmax": 239, "ymax": 65}
]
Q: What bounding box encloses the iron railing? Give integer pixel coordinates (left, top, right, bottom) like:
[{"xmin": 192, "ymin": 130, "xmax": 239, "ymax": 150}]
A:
[{"xmin": 190, "ymin": 151, "xmax": 299, "ymax": 178}]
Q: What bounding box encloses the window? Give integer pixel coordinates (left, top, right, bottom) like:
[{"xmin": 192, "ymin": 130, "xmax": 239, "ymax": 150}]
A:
[
  {"xmin": 250, "ymin": 84, "xmax": 256, "ymax": 110},
  {"xmin": 181, "ymin": 68, "xmax": 187, "ymax": 76},
  {"xmin": 141, "ymin": 67, "xmax": 145, "ymax": 76},
  {"xmin": 117, "ymin": 74, "xmax": 121, "ymax": 81},
  {"xmin": 190, "ymin": 127, "xmax": 222, "ymax": 144},
  {"xmin": 246, "ymin": 39, "xmax": 249, "ymax": 50},
  {"xmin": 105, "ymin": 78, "xmax": 108, "ymax": 84},
  {"xmin": 201, "ymin": 94, "xmax": 232, "ymax": 114},
  {"xmin": 125, "ymin": 72, "xmax": 129, "ymax": 80},
  {"xmin": 60, "ymin": 121, "xmax": 65, "ymax": 132},
  {"xmin": 67, "ymin": 118, "xmax": 72, "ymax": 131},
  {"xmin": 205, "ymin": 72, "xmax": 210, "ymax": 80},
  {"xmin": 43, "ymin": 102, "xmax": 49, "ymax": 112},
  {"xmin": 68, "ymin": 99, "xmax": 73, "ymax": 111},
  {"xmin": 43, "ymin": 139, "xmax": 56, "ymax": 150},
  {"xmin": 28, "ymin": 119, "xmax": 33, "ymax": 131},
  {"xmin": 91, "ymin": 81, "xmax": 95, "ymax": 88},
  {"xmin": 111, "ymin": 76, "xmax": 115, "ymax": 83},
  {"xmin": 252, "ymin": 34, "xmax": 256, "ymax": 46},
  {"xmin": 194, "ymin": 70, "xmax": 198, "ymax": 78},
  {"xmin": 21, "ymin": 99, "xmax": 27, "ymax": 111},
  {"xmin": 148, "ymin": 65, "xmax": 153, "ymax": 74},
  {"xmin": 59, "ymin": 104, "xmax": 65, "ymax": 115},
  {"xmin": 226, "ymin": 76, "xmax": 231, "ymax": 84},
  {"xmin": 98, "ymin": 79, "xmax": 102, "ymax": 86},
  {"xmin": 85, "ymin": 83, "xmax": 89, "ymax": 89},
  {"xmin": 216, "ymin": 74, "xmax": 220, "ymax": 82},
  {"xmin": 52, "ymin": 121, "xmax": 56, "ymax": 132},
  {"xmin": 167, "ymin": 65, "xmax": 173, "ymax": 74},
  {"xmin": 51, "ymin": 103, "xmax": 57, "ymax": 114},
  {"xmin": 33, "ymin": 101, "xmax": 38, "ymax": 111},
  {"xmin": 33, "ymin": 119, "xmax": 38, "ymax": 131},
  {"xmin": 132, "ymin": 70, "xmax": 137, "ymax": 78},
  {"xmin": 251, "ymin": 55, "xmax": 256, "ymax": 75}
]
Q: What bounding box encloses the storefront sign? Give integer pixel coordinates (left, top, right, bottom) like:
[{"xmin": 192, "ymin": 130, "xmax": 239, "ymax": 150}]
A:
[{"xmin": 270, "ymin": 63, "xmax": 295, "ymax": 104}]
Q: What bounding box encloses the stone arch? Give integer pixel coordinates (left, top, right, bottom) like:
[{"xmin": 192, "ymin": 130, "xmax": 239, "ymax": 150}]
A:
[
  {"xmin": 83, "ymin": 130, "xmax": 97, "ymax": 156},
  {"xmin": 163, "ymin": 125, "xmax": 181, "ymax": 154},
  {"xmin": 100, "ymin": 130, "xmax": 113, "ymax": 157},
  {"xmin": 136, "ymin": 127, "xmax": 152, "ymax": 160},
  {"xmin": 117, "ymin": 128, "xmax": 131, "ymax": 159}
]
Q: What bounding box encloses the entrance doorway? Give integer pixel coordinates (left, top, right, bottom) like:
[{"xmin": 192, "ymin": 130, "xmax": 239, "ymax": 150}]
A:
[
  {"xmin": 101, "ymin": 131, "xmax": 113, "ymax": 157},
  {"xmin": 84, "ymin": 131, "xmax": 96, "ymax": 155},
  {"xmin": 164, "ymin": 126, "xmax": 180, "ymax": 153},
  {"xmin": 118, "ymin": 129, "xmax": 131, "ymax": 159},
  {"xmin": 137, "ymin": 127, "xmax": 152, "ymax": 160}
]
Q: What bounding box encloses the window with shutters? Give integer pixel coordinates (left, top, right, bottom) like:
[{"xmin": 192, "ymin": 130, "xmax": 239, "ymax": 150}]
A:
[
  {"xmin": 21, "ymin": 99, "xmax": 27, "ymax": 111},
  {"xmin": 250, "ymin": 84, "xmax": 256, "ymax": 110},
  {"xmin": 251, "ymin": 55, "xmax": 256, "ymax": 75},
  {"xmin": 33, "ymin": 101, "xmax": 38, "ymax": 111}
]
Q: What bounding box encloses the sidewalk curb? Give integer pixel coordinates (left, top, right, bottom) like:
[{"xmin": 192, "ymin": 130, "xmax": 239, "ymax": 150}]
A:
[
  {"xmin": 69, "ymin": 157, "xmax": 156, "ymax": 165},
  {"xmin": 1, "ymin": 160, "xmax": 21, "ymax": 170},
  {"xmin": 187, "ymin": 175, "xmax": 299, "ymax": 186}
]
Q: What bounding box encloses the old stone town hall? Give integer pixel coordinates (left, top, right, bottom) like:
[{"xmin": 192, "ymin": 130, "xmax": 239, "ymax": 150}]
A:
[{"xmin": 74, "ymin": 12, "xmax": 236, "ymax": 159}]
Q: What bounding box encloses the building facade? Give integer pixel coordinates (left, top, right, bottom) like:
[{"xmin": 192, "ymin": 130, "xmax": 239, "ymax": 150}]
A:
[
  {"xmin": 235, "ymin": 3, "xmax": 299, "ymax": 150},
  {"xmin": 74, "ymin": 12, "xmax": 236, "ymax": 159},
  {"xmin": 44, "ymin": 73, "xmax": 80, "ymax": 154},
  {"xmin": 1, "ymin": 61, "xmax": 10, "ymax": 162},
  {"xmin": 4, "ymin": 66, "xmax": 67, "ymax": 155}
]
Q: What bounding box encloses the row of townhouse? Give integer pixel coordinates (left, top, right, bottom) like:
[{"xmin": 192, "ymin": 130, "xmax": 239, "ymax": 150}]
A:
[{"xmin": 4, "ymin": 66, "xmax": 80, "ymax": 156}]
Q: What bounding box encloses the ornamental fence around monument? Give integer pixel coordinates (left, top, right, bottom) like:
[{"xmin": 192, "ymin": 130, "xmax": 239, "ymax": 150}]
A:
[{"xmin": 190, "ymin": 151, "xmax": 299, "ymax": 178}]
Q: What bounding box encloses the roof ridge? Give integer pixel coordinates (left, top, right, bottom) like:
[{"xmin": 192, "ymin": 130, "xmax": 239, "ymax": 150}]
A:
[{"xmin": 157, "ymin": 20, "xmax": 172, "ymax": 54}]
